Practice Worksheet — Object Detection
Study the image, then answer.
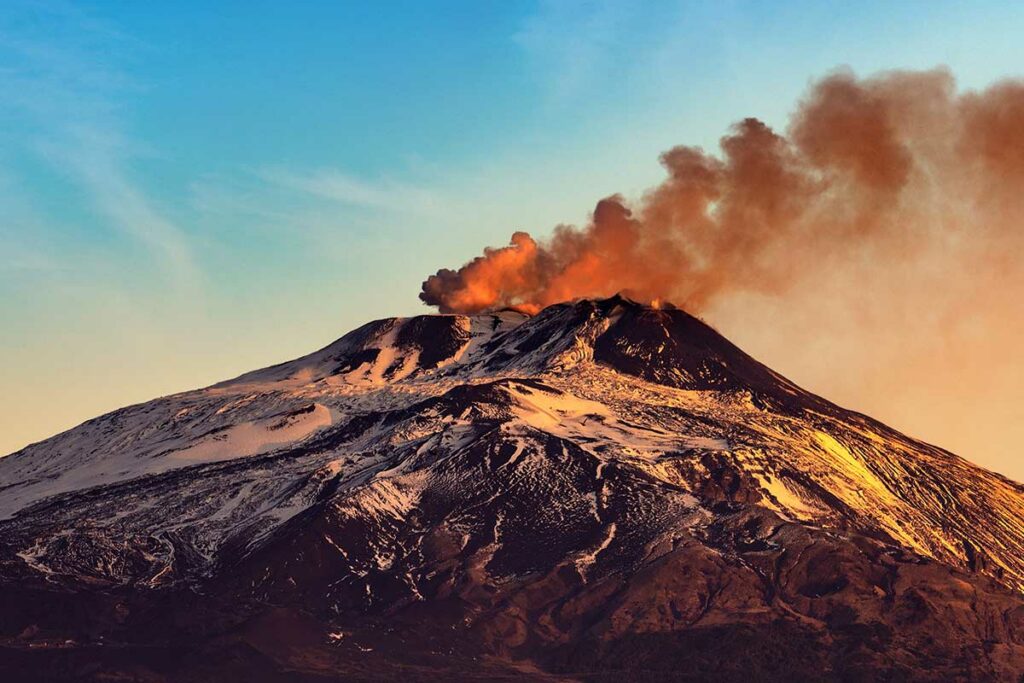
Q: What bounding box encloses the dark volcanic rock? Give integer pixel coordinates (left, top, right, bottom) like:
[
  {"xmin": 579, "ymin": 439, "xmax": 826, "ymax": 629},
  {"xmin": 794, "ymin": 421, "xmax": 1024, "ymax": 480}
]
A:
[{"xmin": 1, "ymin": 296, "xmax": 1023, "ymax": 680}]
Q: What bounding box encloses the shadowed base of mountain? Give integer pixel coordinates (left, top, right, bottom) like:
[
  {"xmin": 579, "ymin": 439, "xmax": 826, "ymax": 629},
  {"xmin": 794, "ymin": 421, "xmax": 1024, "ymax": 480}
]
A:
[{"xmin": 2, "ymin": 505, "xmax": 1023, "ymax": 682}]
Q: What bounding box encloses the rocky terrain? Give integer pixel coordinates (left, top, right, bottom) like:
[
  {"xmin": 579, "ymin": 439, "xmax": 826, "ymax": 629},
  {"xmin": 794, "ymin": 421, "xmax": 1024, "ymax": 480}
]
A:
[{"xmin": 2, "ymin": 295, "xmax": 1024, "ymax": 681}]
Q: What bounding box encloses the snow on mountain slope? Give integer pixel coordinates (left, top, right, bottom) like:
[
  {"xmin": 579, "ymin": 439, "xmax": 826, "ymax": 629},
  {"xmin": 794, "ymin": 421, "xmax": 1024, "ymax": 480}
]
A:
[
  {"xmin": 0, "ymin": 310, "xmax": 523, "ymax": 519},
  {"xmin": 2, "ymin": 295, "xmax": 1024, "ymax": 680},
  {"xmin": 2, "ymin": 295, "xmax": 1023, "ymax": 587}
]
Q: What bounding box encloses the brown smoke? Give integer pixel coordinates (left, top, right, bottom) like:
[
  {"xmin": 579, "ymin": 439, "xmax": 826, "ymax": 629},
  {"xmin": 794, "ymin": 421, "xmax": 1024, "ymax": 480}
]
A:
[{"xmin": 419, "ymin": 68, "xmax": 1024, "ymax": 317}]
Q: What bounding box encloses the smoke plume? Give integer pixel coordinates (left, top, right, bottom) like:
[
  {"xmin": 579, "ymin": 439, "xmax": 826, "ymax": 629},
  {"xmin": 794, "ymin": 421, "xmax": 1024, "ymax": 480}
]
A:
[{"xmin": 419, "ymin": 68, "xmax": 1024, "ymax": 317}]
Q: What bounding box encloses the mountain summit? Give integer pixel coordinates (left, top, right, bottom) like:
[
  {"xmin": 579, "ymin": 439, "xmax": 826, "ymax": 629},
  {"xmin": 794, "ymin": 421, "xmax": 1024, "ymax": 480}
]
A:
[{"xmin": 2, "ymin": 296, "xmax": 1024, "ymax": 680}]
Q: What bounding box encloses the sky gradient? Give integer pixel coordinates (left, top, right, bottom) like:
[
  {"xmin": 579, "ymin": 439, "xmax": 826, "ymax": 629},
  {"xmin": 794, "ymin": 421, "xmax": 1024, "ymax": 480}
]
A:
[{"xmin": 2, "ymin": 1, "xmax": 1023, "ymax": 479}]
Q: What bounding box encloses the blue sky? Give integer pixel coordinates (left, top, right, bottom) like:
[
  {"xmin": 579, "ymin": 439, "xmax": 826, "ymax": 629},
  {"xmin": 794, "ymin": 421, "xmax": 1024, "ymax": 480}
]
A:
[{"xmin": 3, "ymin": 1, "xmax": 1024, "ymax": 475}]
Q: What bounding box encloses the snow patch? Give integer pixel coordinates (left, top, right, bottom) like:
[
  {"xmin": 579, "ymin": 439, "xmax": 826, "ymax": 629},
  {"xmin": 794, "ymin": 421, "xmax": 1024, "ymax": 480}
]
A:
[{"xmin": 166, "ymin": 403, "xmax": 332, "ymax": 464}]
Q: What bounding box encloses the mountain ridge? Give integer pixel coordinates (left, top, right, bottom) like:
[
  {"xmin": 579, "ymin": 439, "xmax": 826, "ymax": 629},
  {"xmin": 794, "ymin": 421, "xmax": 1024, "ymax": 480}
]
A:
[{"xmin": 1, "ymin": 295, "xmax": 1024, "ymax": 680}]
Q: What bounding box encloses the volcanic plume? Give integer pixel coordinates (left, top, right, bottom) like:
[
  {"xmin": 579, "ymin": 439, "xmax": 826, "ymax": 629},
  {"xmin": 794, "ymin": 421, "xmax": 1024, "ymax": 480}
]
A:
[{"xmin": 420, "ymin": 68, "xmax": 1024, "ymax": 316}]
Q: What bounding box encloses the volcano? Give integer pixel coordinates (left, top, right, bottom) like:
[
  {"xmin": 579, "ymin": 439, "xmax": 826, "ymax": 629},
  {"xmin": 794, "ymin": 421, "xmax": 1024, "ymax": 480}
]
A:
[{"xmin": 1, "ymin": 296, "xmax": 1024, "ymax": 681}]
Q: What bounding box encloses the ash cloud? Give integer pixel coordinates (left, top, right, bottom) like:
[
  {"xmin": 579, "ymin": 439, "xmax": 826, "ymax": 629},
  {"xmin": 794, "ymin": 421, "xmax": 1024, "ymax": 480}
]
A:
[{"xmin": 419, "ymin": 68, "xmax": 1024, "ymax": 317}]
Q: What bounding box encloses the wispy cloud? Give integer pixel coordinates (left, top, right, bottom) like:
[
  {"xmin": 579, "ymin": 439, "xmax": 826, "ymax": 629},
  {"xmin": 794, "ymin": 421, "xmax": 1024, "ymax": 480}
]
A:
[
  {"xmin": 39, "ymin": 125, "xmax": 199, "ymax": 285},
  {"xmin": 259, "ymin": 166, "xmax": 442, "ymax": 216},
  {"xmin": 0, "ymin": 1, "xmax": 199, "ymax": 289}
]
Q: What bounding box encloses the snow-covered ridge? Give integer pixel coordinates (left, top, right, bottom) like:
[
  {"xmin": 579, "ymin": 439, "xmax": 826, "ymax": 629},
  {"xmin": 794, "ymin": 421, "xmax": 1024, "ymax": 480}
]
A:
[{"xmin": 1, "ymin": 295, "xmax": 1023, "ymax": 601}]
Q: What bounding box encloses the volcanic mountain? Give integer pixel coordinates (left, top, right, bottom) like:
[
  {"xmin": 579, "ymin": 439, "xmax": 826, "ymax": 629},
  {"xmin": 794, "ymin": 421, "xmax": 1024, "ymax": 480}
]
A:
[{"xmin": 2, "ymin": 296, "xmax": 1024, "ymax": 681}]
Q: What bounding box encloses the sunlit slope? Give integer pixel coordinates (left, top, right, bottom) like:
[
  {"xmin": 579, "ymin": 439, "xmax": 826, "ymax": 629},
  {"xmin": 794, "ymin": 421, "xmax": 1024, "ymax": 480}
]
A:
[{"xmin": 2, "ymin": 296, "xmax": 1024, "ymax": 678}]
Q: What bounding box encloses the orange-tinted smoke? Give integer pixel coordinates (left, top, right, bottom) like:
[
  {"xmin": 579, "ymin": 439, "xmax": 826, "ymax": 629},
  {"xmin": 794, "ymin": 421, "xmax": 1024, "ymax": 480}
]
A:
[{"xmin": 419, "ymin": 68, "xmax": 1024, "ymax": 315}]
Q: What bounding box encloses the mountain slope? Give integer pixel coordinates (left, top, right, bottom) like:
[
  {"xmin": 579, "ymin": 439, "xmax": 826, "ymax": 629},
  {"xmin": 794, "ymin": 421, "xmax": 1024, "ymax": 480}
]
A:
[{"xmin": 1, "ymin": 296, "xmax": 1024, "ymax": 681}]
